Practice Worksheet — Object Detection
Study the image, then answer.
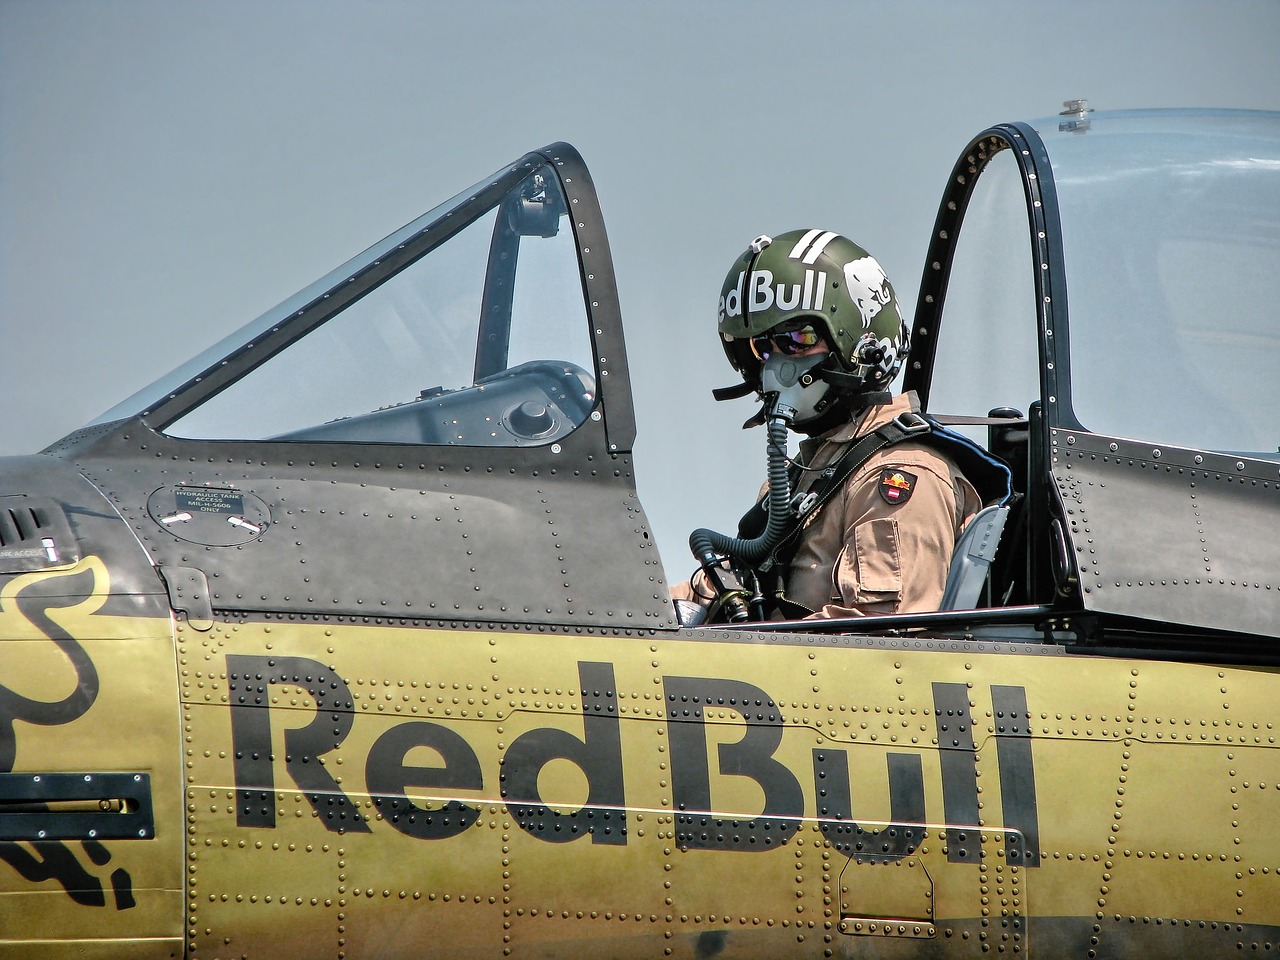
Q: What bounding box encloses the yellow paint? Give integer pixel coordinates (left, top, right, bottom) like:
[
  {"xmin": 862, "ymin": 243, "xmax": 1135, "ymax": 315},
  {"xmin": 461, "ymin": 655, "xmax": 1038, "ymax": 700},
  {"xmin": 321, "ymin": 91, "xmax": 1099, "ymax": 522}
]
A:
[
  {"xmin": 177, "ymin": 620, "xmax": 1280, "ymax": 958},
  {"xmin": 3, "ymin": 566, "xmax": 1278, "ymax": 958},
  {"xmin": 0, "ymin": 558, "xmax": 183, "ymax": 959}
]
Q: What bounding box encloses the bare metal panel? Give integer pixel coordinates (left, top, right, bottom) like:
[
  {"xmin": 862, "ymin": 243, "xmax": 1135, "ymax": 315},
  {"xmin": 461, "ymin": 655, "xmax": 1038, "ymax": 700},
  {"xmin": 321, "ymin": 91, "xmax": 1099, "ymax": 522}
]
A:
[{"xmin": 1054, "ymin": 429, "xmax": 1280, "ymax": 639}]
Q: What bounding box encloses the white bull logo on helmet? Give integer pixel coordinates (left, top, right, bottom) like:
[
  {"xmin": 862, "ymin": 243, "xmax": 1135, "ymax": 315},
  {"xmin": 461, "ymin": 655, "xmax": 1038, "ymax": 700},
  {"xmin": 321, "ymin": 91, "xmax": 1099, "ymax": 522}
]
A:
[{"xmin": 842, "ymin": 256, "xmax": 892, "ymax": 329}]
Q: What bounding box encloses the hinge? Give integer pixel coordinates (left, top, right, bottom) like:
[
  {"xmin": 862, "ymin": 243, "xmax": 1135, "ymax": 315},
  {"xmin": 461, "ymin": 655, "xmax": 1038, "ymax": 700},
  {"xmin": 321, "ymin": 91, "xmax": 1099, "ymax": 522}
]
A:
[{"xmin": 158, "ymin": 565, "xmax": 214, "ymax": 631}]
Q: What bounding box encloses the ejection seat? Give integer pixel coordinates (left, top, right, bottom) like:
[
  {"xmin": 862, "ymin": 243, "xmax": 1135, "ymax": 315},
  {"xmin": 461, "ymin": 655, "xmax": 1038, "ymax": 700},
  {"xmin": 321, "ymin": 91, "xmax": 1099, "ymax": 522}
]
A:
[{"xmin": 938, "ymin": 503, "xmax": 1010, "ymax": 610}]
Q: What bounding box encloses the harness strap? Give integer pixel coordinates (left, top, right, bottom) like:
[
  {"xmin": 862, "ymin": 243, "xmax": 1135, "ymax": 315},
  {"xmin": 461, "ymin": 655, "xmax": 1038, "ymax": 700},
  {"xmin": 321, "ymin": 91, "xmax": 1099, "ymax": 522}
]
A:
[
  {"xmin": 738, "ymin": 412, "xmax": 934, "ymax": 537},
  {"xmin": 734, "ymin": 411, "xmax": 1014, "ymax": 619},
  {"xmin": 734, "ymin": 413, "xmax": 937, "ymax": 616}
]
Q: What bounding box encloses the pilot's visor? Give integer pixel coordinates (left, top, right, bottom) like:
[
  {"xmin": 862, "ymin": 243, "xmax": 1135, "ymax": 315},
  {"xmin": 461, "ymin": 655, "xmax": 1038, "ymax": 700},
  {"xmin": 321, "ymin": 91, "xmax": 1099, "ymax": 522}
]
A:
[{"xmin": 750, "ymin": 322, "xmax": 823, "ymax": 359}]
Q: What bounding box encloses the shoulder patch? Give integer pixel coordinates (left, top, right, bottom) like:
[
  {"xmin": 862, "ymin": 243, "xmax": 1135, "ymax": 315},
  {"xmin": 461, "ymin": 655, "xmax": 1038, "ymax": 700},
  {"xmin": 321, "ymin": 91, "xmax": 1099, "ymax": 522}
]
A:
[{"xmin": 878, "ymin": 468, "xmax": 917, "ymax": 506}]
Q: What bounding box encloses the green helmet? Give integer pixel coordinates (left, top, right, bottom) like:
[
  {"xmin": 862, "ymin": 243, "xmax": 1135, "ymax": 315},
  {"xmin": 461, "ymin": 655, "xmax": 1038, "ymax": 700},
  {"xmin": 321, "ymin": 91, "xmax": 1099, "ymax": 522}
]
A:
[{"xmin": 717, "ymin": 229, "xmax": 909, "ymax": 394}]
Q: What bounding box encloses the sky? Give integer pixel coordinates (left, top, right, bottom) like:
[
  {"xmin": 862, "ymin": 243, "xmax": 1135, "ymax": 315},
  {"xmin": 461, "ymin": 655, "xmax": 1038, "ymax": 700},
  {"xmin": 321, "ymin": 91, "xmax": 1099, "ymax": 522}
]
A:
[{"xmin": 2, "ymin": 0, "xmax": 1279, "ymax": 578}]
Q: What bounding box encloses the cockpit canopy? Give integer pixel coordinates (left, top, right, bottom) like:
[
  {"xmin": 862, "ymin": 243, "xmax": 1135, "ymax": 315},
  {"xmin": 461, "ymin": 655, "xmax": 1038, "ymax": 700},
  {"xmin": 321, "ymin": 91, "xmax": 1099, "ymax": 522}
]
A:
[
  {"xmin": 72, "ymin": 112, "xmax": 1280, "ymax": 642},
  {"xmin": 909, "ymin": 108, "xmax": 1280, "ymax": 640},
  {"xmin": 917, "ymin": 108, "xmax": 1280, "ymax": 459},
  {"xmin": 91, "ymin": 154, "xmax": 629, "ymax": 453}
]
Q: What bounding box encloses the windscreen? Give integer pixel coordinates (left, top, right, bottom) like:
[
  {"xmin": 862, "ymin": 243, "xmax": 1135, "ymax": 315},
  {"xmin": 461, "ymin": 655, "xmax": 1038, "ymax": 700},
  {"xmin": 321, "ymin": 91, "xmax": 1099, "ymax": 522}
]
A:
[{"xmin": 158, "ymin": 165, "xmax": 595, "ymax": 446}]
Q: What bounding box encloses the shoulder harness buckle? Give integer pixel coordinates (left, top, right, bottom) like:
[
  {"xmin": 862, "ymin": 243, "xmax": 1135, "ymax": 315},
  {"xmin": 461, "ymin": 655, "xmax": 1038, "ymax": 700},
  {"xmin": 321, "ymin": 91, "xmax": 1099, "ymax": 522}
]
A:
[
  {"xmin": 891, "ymin": 411, "xmax": 931, "ymax": 436},
  {"xmin": 791, "ymin": 491, "xmax": 819, "ymax": 518}
]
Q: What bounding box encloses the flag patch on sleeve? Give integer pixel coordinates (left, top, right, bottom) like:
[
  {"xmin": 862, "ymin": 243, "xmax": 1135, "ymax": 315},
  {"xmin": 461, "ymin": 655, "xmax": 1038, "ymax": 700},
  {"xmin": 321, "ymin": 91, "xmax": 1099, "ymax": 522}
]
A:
[{"xmin": 878, "ymin": 468, "xmax": 917, "ymax": 506}]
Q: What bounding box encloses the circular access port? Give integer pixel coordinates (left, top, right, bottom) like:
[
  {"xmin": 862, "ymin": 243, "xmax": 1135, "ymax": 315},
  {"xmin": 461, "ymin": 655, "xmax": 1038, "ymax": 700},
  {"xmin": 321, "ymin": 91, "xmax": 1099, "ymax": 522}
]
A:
[
  {"xmin": 147, "ymin": 485, "xmax": 271, "ymax": 546},
  {"xmin": 503, "ymin": 400, "xmax": 558, "ymax": 440}
]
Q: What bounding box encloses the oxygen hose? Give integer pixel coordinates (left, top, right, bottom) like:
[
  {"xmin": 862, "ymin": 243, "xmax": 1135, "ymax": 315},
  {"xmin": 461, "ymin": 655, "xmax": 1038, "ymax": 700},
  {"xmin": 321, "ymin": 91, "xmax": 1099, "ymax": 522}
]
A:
[
  {"xmin": 687, "ymin": 350, "xmax": 830, "ymax": 620},
  {"xmin": 688, "ymin": 413, "xmax": 793, "ymax": 569},
  {"xmin": 689, "ymin": 347, "xmax": 830, "ymax": 572}
]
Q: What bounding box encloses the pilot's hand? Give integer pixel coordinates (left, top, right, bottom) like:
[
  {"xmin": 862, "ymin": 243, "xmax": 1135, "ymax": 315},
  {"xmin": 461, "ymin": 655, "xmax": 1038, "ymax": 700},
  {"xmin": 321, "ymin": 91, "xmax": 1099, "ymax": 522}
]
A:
[{"xmin": 672, "ymin": 561, "xmax": 753, "ymax": 624}]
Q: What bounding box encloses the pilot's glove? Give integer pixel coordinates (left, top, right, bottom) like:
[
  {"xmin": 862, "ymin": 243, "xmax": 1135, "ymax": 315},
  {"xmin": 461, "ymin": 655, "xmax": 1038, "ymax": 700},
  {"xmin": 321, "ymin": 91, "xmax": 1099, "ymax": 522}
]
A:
[{"xmin": 671, "ymin": 560, "xmax": 753, "ymax": 625}]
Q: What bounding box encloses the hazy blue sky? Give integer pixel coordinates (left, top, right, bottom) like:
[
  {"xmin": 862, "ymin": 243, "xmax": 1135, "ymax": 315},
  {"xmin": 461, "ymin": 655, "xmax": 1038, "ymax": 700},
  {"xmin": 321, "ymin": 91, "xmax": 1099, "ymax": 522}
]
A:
[{"xmin": 3, "ymin": 0, "xmax": 1278, "ymax": 573}]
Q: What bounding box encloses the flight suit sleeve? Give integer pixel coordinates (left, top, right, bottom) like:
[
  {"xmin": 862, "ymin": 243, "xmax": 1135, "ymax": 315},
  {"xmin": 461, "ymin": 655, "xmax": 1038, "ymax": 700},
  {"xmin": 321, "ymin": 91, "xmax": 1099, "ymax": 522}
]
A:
[{"xmin": 807, "ymin": 456, "xmax": 969, "ymax": 620}]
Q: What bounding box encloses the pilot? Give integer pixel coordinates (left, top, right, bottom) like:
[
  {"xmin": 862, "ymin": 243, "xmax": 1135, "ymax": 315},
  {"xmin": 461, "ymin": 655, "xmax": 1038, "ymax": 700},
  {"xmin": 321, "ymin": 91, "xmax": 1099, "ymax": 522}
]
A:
[{"xmin": 677, "ymin": 229, "xmax": 988, "ymax": 622}]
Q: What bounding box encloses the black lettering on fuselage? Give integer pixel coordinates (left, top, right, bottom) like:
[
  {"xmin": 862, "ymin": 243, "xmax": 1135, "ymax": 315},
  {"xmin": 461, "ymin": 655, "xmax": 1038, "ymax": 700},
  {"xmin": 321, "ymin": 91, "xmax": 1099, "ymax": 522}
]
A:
[
  {"xmin": 663, "ymin": 675, "xmax": 803, "ymax": 851},
  {"xmin": 932, "ymin": 681, "xmax": 979, "ymax": 863},
  {"xmin": 501, "ymin": 661, "xmax": 627, "ymax": 844},
  {"xmin": 227, "ymin": 655, "xmax": 369, "ymax": 833},
  {"xmin": 814, "ymin": 749, "xmax": 925, "ymax": 862},
  {"xmin": 221, "ymin": 654, "xmax": 1037, "ymax": 861},
  {"xmin": 366, "ymin": 722, "xmax": 483, "ymax": 840},
  {"xmin": 992, "ymin": 684, "xmax": 1041, "ymax": 866}
]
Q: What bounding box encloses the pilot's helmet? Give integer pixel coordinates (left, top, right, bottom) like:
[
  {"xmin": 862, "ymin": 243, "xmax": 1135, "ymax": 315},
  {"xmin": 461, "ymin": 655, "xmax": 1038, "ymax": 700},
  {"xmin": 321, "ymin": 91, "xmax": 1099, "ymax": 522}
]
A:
[{"xmin": 717, "ymin": 229, "xmax": 909, "ymax": 396}]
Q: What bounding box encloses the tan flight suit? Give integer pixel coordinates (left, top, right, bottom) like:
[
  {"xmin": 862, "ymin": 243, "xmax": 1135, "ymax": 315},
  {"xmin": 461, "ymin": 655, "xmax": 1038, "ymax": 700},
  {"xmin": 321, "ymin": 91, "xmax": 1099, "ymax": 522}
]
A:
[
  {"xmin": 784, "ymin": 391, "xmax": 982, "ymax": 619},
  {"xmin": 673, "ymin": 391, "xmax": 983, "ymax": 620}
]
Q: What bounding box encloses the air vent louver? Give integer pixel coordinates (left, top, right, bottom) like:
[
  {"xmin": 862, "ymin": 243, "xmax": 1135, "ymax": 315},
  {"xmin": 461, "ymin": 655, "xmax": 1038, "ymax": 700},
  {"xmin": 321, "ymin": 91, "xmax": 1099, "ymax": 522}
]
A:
[{"xmin": 0, "ymin": 498, "xmax": 80, "ymax": 573}]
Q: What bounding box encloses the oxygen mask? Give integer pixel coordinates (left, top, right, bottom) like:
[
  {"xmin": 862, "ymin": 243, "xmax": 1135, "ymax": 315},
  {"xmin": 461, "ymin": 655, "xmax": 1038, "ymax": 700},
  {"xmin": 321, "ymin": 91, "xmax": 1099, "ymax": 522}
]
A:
[{"xmin": 758, "ymin": 350, "xmax": 831, "ymax": 426}]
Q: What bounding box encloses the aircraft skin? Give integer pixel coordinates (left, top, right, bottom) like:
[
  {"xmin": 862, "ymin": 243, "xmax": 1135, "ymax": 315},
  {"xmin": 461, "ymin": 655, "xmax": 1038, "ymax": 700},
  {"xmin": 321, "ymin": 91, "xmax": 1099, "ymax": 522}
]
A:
[{"xmin": 2, "ymin": 110, "xmax": 1279, "ymax": 958}]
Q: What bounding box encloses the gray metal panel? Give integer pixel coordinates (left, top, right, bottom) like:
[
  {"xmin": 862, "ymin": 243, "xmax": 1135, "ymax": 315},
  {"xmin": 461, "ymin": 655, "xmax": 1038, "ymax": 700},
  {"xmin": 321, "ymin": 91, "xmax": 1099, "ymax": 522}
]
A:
[
  {"xmin": 0, "ymin": 454, "xmax": 165, "ymax": 614},
  {"xmin": 60, "ymin": 418, "xmax": 675, "ymax": 630},
  {"xmin": 1053, "ymin": 429, "xmax": 1280, "ymax": 639},
  {"xmin": 0, "ymin": 495, "xmax": 80, "ymax": 574}
]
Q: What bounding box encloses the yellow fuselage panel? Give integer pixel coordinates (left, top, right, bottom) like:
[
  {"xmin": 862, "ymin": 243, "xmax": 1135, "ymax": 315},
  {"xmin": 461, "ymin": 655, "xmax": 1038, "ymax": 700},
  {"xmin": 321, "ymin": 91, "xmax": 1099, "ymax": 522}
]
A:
[
  {"xmin": 4, "ymin": 559, "xmax": 1277, "ymax": 959},
  {"xmin": 0, "ymin": 560, "xmax": 183, "ymax": 959},
  {"xmin": 171, "ymin": 618, "xmax": 1279, "ymax": 959}
]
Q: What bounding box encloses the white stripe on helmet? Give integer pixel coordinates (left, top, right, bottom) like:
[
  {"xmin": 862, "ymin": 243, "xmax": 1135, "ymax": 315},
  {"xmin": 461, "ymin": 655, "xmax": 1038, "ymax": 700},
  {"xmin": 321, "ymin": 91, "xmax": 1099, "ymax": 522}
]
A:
[
  {"xmin": 788, "ymin": 229, "xmax": 838, "ymax": 264},
  {"xmin": 788, "ymin": 229, "xmax": 825, "ymax": 260}
]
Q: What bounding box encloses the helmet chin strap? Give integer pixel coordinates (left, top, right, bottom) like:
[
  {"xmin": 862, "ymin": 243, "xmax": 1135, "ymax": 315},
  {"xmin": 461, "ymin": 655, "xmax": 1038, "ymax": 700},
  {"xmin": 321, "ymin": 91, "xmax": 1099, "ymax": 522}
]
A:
[{"xmin": 814, "ymin": 356, "xmax": 891, "ymax": 402}]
